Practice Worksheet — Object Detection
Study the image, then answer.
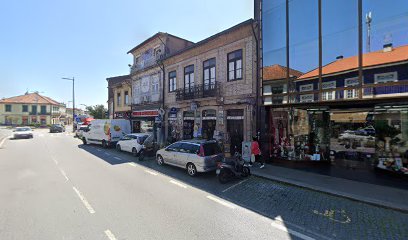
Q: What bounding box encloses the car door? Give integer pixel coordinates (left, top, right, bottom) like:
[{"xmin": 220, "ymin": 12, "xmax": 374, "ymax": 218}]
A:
[
  {"xmin": 129, "ymin": 135, "xmax": 140, "ymax": 152},
  {"xmin": 176, "ymin": 143, "xmax": 196, "ymax": 167},
  {"xmin": 163, "ymin": 142, "xmax": 182, "ymax": 165},
  {"xmin": 120, "ymin": 135, "xmax": 131, "ymax": 152}
]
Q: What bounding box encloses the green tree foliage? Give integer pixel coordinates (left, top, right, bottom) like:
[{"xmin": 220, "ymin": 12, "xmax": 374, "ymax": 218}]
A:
[{"xmin": 85, "ymin": 105, "xmax": 107, "ymax": 119}]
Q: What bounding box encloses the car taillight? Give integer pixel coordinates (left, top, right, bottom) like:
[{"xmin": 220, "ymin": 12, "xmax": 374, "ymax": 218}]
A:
[{"xmin": 198, "ymin": 145, "xmax": 205, "ymax": 157}]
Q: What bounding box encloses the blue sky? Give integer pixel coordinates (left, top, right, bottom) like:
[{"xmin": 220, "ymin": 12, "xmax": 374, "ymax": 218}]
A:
[{"xmin": 0, "ymin": 0, "xmax": 253, "ymax": 108}]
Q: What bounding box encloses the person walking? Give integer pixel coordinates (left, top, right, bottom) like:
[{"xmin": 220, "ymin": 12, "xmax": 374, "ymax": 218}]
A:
[{"xmin": 251, "ymin": 136, "xmax": 264, "ymax": 168}]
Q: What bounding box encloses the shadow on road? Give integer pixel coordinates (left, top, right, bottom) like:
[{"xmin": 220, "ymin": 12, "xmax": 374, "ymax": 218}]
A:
[{"xmin": 77, "ymin": 143, "xmax": 408, "ymax": 240}]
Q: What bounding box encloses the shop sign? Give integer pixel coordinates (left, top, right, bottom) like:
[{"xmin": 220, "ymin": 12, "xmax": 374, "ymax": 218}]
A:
[
  {"xmin": 169, "ymin": 107, "xmax": 178, "ymax": 114},
  {"xmin": 322, "ymin": 81, "xmax": 336, "ymax": 89},
  {"xmin": 183, "ymin": 111, "xmax": 195, "ymax": 120},
  {"xmin": 168, "ymin": 113, "xmax": 177, "ymax": 120},
  {"xmin": 190, "ymin": 102, "xmax": 198, "ymax": 111},
  {"xmin": 300, "ymin": 94, "xmax": 314, "ymax": 103},
  {"xmin": 132, "ymin": 110, "xmax": 159, "ymax": 117},
  {"xmin": 374, "ymin": 71, "xmax": 398, "ymax": 84},
  {"xmin": 155, "ymin": 115, "xmax": 162, "ymax": 123},
  {"xmin": 344, "ymin": 77, "xmax": 359, "ymax": 86},
  {"xmin": 218, "ymin": 110, "xmax": 224, "ymax": 125},
  {"xmin": 299, "ymin": 84, "xmax": 314, "ymax": 92},
  {"xmin": 202, "ymin": 109, "xmax": 217, "ymax": 120},
  {"xmin": 227, "ymin": 116, "xmax": 244, "ymax": 120}
]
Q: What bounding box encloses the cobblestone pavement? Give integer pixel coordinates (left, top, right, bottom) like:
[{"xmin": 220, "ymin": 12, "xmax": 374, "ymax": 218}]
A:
[{"xmin": 221, "ymin": 177, "xmax": 408, "ymax": 240}]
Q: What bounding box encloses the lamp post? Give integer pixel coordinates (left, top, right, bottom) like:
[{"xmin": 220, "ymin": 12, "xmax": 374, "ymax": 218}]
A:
[{"xmin": 62, "ymin": 77, "xmax": 75, "ymax": 132}]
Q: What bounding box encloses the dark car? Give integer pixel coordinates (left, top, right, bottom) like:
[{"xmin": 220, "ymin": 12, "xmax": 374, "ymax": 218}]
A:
[{"xmin": 50, "ymin": 124, "xmax": 65, "ymax": 133}]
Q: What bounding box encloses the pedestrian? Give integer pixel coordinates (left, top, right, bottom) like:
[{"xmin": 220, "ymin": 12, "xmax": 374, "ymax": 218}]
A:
[{"xmin": 251, "ymin": 136, "xmax": 264, "ymax": 169}]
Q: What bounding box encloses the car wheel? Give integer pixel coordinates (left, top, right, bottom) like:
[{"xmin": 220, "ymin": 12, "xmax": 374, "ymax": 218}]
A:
[
  {"xmin": 132, "ymin": 148, "xmax": 138, "ymax": 157},
  {"xmin": 82, "ymin": 138, "xmax": 87, "ymax": 145},
  {"xmin": 241, "ymin": 167, "xmax": 250, "ymax": 177},
  {"xmin": 116, "ymin": 144, "xmax": 121, "ymax": 151},
  {"xmin": 187, "ymin": 163, "xmax": 197, "ymax": 177},
  {"xmin": 157, "ymin": 155, "xmax": 164, "ymax": 166},
  {"xmin": 102, "ymin": 140, "xmax": 108, "ymax": 148}
]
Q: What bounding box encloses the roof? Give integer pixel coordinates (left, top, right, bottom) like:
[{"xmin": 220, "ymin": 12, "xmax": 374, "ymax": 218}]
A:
[
  {"xmin": 0, "ymin": 92, "xmax": 60, "ymax": 105},
  {"xmin": 263, "ymin": 64, "xmax": 303, "ymax": 81},
  {"xmin": 163, "ymin": 19, "xmax": 254, "ymax": 61},
  {"xmin": 298, "ymin": 44, "xmax": 408, "ymax": 80},
  {"xmin": 127, "ymin": 32, "xmax": 193, "ymax": 54}
]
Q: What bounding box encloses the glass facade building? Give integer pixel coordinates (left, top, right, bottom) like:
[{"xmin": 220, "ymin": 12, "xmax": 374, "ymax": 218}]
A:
[{"xmin": 258, "ymin": 0, "xmax": 408, "ymax": 183}]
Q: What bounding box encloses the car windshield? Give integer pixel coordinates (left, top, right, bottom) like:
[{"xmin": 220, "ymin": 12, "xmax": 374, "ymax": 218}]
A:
[
  {"xmin": 203, "ymin": 142, "xmax": 222, "ymax": 156},
  {"xmin": 16, "ymin": 128, "xmax": 30, "ymax": 132}
]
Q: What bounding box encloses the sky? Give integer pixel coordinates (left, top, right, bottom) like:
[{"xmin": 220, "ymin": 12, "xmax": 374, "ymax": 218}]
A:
[
  {"xmin": 263, "ymin": 0, "xmax": 408, "ymax": 73},
  {"xmin": 0, "ymin": 0, "xmax": 253, "ymax": 108}
]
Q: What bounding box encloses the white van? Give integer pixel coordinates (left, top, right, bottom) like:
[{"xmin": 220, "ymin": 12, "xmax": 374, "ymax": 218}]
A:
[{"xmin": 82, "ymin": 119, "xmax": 131, "ymax": 148}]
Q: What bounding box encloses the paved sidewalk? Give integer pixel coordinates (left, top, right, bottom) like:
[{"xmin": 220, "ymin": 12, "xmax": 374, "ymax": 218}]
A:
[{"xmin": 251, "ymin": 164, "xmax": 408, "ymax": 212}]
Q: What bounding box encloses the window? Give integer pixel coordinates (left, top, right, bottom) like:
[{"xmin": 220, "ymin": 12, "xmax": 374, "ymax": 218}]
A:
[
  {"xmin": 167, "ymin": 142, "xmax": 183, "ymax": 152},
  {"xmin": 169, "ymin": 71, "xmax": 177, "ymax": 92},
  {"xmin": 154, "ymin": 47, "xmax": 162, "ymax": 59},
  {"xmin": 152, "ymin": 76, "xmax": 159, "ymax": 94},
  {"xmin": 322, "ymin": 91, "xmax": 335, "ymax": 101},
  {"xmin": 203, "ymin": 58, "xmax": 216, "ymax": 90},
  {"xmin": 124, "ymin": 91, "xmax": 129, "ymax": 105},
  {"xmin": 180, "ymin": 143, "xmax": 200, "ymax": 154},
  {"xmin": 22, "ymin": 105, "xmax": 28, "ymax": 112},
  {"xmin": 117, "ymin": 93, "xmax": 121, "ymax": 106},
  {"xmin": 184, "ymin": 65, "xmax": 195, "ymax": 93},
  {"xmin": 227, "ymin": 50, "xmax": 243, "ymax": 81},
  {"xmin": 40, "ymin": 105, "xmax": 47, "ymax": 114},
  {"xmin": 31, "ymin": 105, "xmax": 37, "ymax": 114},
  {"xmin": 203, "ymin": 142, "xmax": 222, "ymax": 156},
  {"xmin": 5, "ymin": 105, "xmax": 12, "ymax": 112},
  {"xmin": 344, "ymin": 77, "xmax": 359, "ymax": 99}
]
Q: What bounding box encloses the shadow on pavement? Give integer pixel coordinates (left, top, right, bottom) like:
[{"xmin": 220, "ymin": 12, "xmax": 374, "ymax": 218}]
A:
[{"xmin": 77, "ymin": 142, "xmax": 408, "ymax": 240}]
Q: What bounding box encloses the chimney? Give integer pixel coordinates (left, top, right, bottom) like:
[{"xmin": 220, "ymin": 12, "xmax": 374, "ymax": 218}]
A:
[
  {"xmin": 336, "ymin": 55, "xmax": 344, "ymax": 60},
  {"xmin": 383, "ymin": 43, "xmax": 393, "ymax": 52}
]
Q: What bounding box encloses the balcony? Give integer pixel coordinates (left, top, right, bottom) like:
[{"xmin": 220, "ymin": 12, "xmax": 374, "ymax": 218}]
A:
[
  {"xmin": 130, "ymin": 58, "xmax": 158, "ymax": 74},
  {"xmin": 176, "ymin": 82, "xmax": 220, "ymax": 101}
]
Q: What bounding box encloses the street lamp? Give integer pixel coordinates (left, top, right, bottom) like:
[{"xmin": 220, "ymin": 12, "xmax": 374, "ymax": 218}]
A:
[{"xmin": 62, "ymin": 77, "xmax": 75, "ymax": 132}]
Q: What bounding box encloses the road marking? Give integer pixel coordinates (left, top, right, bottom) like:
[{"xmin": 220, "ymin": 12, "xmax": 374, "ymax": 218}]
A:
[
  {"xmin": 104, "ymin": 230, "xmax": 118, "ymax": 240},
  {"xmin": 97, "ymin": 149, "xmax": 102, "ymax": 152},
  {"xmin": 0, "ymin": 136, "xmax": 8, "ymax": 148},
  {"xmin": 128, "ymin": 162, "xmax": 137, "ymax": 167},
  {"xmin": 59, "ymin": 168, "xmax": 69, "ymax": 181},
  {"xmin": 145, "ymin": 170, "xmax": 158, "ymax": 176},
  {"xmin": 114, "ymin": 157, "xmax": 122, "ymax": 160},
  {"xmin": 39, "ymin": 134, "xmax": 44, "ymax": 137},
  {"xmin": 206, "ymin": 195, "xmax": 236, "ymax": 209},
  {"xmin": 222, "ymin": 179, "xmax": 249, "ymax": 193},
  {"xmin": 72, "ymin": 187, "xmax": 95, "ymax": 214},
  {"xmin": 170, "ymin": 180, "xmax": 187, "ymax": 188},
  {"xmin": 270, "ymin": 220, "xmax": 315, "ymax": 240},
  {"xmin": 105, "ymin": 152, "xmax": 111, "ymax": 156},
  {"xmin": 53, "ymin": 158, "xmax": 59, "ymax": 165}
]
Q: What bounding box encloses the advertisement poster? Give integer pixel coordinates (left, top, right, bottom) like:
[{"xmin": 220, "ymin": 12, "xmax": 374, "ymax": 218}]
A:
[{"xmin": 242, "ymin": 141, "xmax": 252, "ymax": 162}]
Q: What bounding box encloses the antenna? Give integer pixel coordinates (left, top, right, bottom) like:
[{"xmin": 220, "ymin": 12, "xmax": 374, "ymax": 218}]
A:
[{"xmin": 365, "ymin": 11, "xmax": 372, "ymax": 52}]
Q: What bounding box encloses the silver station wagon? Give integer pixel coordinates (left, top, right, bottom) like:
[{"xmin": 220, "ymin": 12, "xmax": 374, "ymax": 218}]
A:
[{"xmin": 156, "ymin": 139, "xmax": 224, "ymax": 176}]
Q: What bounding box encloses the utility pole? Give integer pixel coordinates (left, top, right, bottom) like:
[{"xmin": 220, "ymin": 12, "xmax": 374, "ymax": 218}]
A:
[
  {"xmin": 62, "ymin": 77, "xmax": 75, "ymax": 132},
  {"xmin": 366, "ymin": 11, "xmax": 372, "ymax": 52}
]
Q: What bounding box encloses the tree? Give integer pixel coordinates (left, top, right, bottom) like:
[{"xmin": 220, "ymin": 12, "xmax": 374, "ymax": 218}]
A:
[{"xmin": 86, "ymin": 105, "xmax": 107, "ymax": 119}]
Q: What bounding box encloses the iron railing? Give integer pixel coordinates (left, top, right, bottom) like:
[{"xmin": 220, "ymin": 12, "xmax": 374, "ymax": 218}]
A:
[{"xmin": 175, "ymin": 82, "xmax": 220, "ymax": 101}]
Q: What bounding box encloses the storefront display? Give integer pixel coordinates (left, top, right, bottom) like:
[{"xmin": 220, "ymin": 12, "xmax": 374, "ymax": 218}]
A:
[
  {"xmin": 202, "ymin": 109, "xmax": 216, "ymax": 140},
  {"xmin": 183, "ymin": 111, "xmax": 194, "ymax": 140}
]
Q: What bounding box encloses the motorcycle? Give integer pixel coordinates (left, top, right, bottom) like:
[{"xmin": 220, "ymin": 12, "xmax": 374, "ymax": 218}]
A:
[{"xmin": 216, "ymin": 151, "xmax": 251, "ymax": 184}]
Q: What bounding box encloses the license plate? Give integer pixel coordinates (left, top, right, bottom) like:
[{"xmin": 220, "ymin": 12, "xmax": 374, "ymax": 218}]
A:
[{"xmin": 216, "ymin": 169, "xmax": 220, "ymax": 175}]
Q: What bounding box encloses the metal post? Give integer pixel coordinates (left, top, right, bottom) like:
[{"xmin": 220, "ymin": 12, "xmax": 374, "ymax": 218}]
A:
[
  {"xmin": 358, "ymin": 0, "xmax": 363, "ymax": 99},
  {"xmin": 72, "ymin": 77, "xmax": 75, "ymax": 132}
]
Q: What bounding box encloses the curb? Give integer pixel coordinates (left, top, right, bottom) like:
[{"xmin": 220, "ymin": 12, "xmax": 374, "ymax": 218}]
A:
[{"xmin": 251, "ymin": 171, "xmax": 408, "ymax": 213}]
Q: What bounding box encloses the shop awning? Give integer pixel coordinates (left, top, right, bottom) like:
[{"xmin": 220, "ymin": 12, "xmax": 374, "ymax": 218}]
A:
[{"xmin": 330, "ymin": 112, "xmax": 369, "ymax": 123}]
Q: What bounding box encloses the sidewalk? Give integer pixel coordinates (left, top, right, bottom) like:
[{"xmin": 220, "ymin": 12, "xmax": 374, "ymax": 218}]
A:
[{"xmin": 251, "ymin": 164, "xmax": 408, "ymax": 212}]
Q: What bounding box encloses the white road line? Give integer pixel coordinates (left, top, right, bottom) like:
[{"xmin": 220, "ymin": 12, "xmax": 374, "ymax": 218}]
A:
[
  {"xmin": 104, "ymin": 230, "xmax": 118, "ymax": 240},
  {"xmin": 206, "ymin": 195, "xmax": 236, "ymax": 209},
  {"xmin": 270, "ymin": 221, "xmax": 315, "ymax": 240},
  {"xmin": 145, "ymin": 170, "xmax": 158, "ymax": 176},
  {"xmin": 97, "ymin": 149, "xmax": 102, "ymax": 152},
  {"xmin": 72, "ymin": 187, "xmax": 95, "ymax": 214},
  {"xmin": 59, "ymin": 168, "xmax": 69, "ymax": 181},
  {"xmin": 222, "ymin": 179, "xmax": 249, "ymax": 193},
  {"xmin": 114, "ymin": 157, "xmax": 122, "ymax": 160},
  {"xmin": 0, "ymin": 137, "xmax": 7, "ymax": 148},
  {"xmin": 170, "ymin": 180, "xmax": 187, "ymax": 188},
  {"xmin": 53, "ymin": 158, "xmax": 59, "ymax": 165},
  {"xmin": 105, "ymin": 152, "xmax": 111, "ymax": 156},
  {"xmin": 128, "ymin": 162, "xmax": 137, "ymax": 167}
]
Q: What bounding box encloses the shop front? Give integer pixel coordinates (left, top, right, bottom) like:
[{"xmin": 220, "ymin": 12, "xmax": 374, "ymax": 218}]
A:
[
  {"xmin": 131, "ymin": 110, "xmax": 158, "ymax": 137},
  {"xmin": 202, "ymin": 109, "xmax": 217, "ymax": 140},
  {"xmin": 167, "ymin": 107, "xmax": 180, "ymax": 143},
  {"xmin": 265, "ymin": 103, "xmax": 408, "ymax": 180},
  {"xmin": 182, "ymin": 111, "xmax": 195, "ymax": 140},
  {"xmin": 114, "ymin": 111, "xmax": 132, "ymax": 120},
  {"xmin": 226, "ymin": 109, "xmax": 244, "ymax": 154}
]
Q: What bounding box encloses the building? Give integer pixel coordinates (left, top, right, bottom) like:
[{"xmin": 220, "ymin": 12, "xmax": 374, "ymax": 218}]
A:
[
  {"xmin": 257, "ymin": 0, "xmax": 408, "ymax": 183},
  {"xmin": 65, "ymin": 108, "xmax": 86, "ymax": 125},
  {"xmin": 127, "ymin": 32, "xmax": 193, "ymax": 143},
  {"xmin": 0, "ymin": 92, "xmax": 64, "ymax": 126},
  {"xmin": 107, "ymin": 75, "xmax": 132, "ymax": 120},
  {"xmin": 163, "ymin": 19, "xmax": 257, "ymax": 154}
]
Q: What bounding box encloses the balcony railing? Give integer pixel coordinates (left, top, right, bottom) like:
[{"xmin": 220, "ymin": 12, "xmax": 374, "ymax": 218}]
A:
[
  {"xmin": 176, "ymin": 82, "xmax": 220, "ymax": 101},
  {"xmin": 130, "ymin": 58, "xmax": 158, "ymax": 74}
]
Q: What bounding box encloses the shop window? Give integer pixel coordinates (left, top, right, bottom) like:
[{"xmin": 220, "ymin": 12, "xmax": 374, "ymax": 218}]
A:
[
  {"xmin": 227, "ymin": 49, "xmax": 243, "ymax": 81},
  {"xmin": 5, "ymin": 105, "xmax": 12, "ymax": 112},
  {"xmin": 169, "ymin": 71, "xmax": 177, "ymax": 92}
]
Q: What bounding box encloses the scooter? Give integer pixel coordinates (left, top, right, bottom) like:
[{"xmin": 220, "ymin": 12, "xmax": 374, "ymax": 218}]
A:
[{"xmin": 216, "ymin": 151, "xmax": 251, "ymax": 184}]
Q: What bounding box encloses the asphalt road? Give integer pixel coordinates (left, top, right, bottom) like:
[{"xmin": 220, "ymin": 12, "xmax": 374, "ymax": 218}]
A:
[{"xmin": 0, "ymin": 129, "xmax": 306, "ymax": 240}]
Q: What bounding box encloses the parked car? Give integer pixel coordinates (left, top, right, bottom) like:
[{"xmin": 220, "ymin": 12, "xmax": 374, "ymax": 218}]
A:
[
  {"xmin": 156, "ymin": 139, "xmax": 223, "ymax": 176},
  {"xmin": 49, "ymin": 124, "xmax": 65, "ymax": 133},
  {"xmin": 13, "ymin": 127, "xmax": 33, "ymax": 139},
  {"xmin": 75, "ymin": 125, "xmax": 90, "ymax": 138},
  {"xmin": 82, "ymin": 119, "xmax": 131, "ymax": 148},
  {"xmin": 116, "ymin": 133, "xmax": 153, "ymax": 159}
]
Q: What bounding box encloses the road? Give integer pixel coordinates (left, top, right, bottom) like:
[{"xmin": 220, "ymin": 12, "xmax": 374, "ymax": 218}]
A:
[{"xmin": 0, "ymin": 128, "xmax": 407, "ymax": 240}]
